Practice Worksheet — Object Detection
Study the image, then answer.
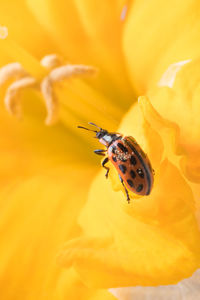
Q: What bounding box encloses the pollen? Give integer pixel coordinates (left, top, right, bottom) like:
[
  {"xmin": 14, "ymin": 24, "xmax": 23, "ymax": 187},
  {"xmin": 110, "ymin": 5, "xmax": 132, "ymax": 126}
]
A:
[
  {"xmin": 5, "ymin": 76, "xmax": 37, "ymax": 118},
  {"xmin": 0, "ymin": 63, "xmax": 28, "ymax": 85},
  {"xmin": 41, "ymin": 63, "xmax": 97, "ymax": 125},
  {"xmin": 40, "ymin": 54, "xmax": 63, "ymax": 70},
  {"xmin": 0, "ymin": 54, "xmax": 97, "ymax": 125}
]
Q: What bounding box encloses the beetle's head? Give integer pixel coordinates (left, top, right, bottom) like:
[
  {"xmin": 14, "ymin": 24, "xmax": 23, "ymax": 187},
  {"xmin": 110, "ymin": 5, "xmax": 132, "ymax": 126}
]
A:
[
  {"xmin": 77, "ymin": 122, "xmax": 107, "ymax": 139},
  {"xmin": 95, "ymin": 129, "xmax": 108, "ymax": 139},
  {"xmin": 78, "ymin": 122, "xmax": 120, "ymax": 147}
]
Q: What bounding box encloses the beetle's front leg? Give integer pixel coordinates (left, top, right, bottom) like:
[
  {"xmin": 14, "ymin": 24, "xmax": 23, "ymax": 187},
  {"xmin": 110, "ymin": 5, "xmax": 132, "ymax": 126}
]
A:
[
  {"xmin": 102, "ymin": 157, "xmax": 110, "ymax": 178},
  {"xmin": 94, "ymin": 149, "xmax": 106, "ymax": 156}
]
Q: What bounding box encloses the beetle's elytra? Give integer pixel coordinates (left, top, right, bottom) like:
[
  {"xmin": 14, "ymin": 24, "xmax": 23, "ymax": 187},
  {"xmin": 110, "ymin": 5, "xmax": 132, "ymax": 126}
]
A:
[{"xmin": 78, "ymin": 122, "xmax": 154, "ymax": 203}]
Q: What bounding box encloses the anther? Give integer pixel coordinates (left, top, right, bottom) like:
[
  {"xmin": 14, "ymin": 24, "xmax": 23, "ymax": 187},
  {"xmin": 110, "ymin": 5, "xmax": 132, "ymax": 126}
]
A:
[
  {"xmin": 49, "ymin": 64, "xmax": 97, "ymax": 82},
  {"xmin": 0, "ymin": 54, "xmax": 97, "ymax": 125},
  {"xmin": 5, "ymin": 76, "xmax": 37, "ymax": 118},
  {"xmin": 0, "ymin": 63, "xmax": 28, "ymax": 85},
  {"xmin": 41, "ymin": 64, "xmax": 97, "ymax": 125},
  {"xmin": 40, "ymin": 77, "xmax": 58, "ymax": 125},
  {"xmin": 40, "ymin": 54, "xmax": 63, "ymax": 70}
]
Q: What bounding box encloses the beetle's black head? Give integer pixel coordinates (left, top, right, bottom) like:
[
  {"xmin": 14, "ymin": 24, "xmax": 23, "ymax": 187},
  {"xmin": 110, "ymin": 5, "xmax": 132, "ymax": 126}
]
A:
[
  {"xmin": 96, "ymin": 129, "xmax": 108, "ymax": 139},
  {"xmin": 78, "ymin": 123, "xmax": 107, "ymax": 139},
  {"xmin": 77, "ymin": 122, "xmax": 121, "ymax": 147},
  {"xmin": 77, "ymin": 122, "xmax": 104, "ymax": 135}
]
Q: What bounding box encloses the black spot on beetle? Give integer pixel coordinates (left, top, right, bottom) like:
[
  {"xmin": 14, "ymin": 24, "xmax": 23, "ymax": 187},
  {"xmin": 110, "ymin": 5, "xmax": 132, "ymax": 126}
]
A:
[
  {"xmin": 127, "ymin": 179, "xmax": 134, "ymax": 187},
  {"xmin": 119, "ymin": 164, "xmax": 127, "ymax": 174},
  {"xmin": 136, "ymin": 184, "xmax": 143, "ymax": 192},
  {"xmin": 117, "ymin": 143, "xmax": 128, "ymax": 153},
  {"xmin": 130, "ymin": 155, "xmax": 137, "ymax": 165},
  {"xmin": 137, "ymin": 168, "xmax": 144, "ymax": 178},
  {"xmin": 130, "ymin": 170, "xmax": 136, "ymax": 179},
  {"xmin": 119, "ymin": 157, "xmax": 127, "ymax": 162},
  {"xmin": 111, "ymin": 146, "xmax": 117, "ymax": 154},
  {"xmin": 112, "ymin": 156, "xmax": 117, "ymax": 162}
]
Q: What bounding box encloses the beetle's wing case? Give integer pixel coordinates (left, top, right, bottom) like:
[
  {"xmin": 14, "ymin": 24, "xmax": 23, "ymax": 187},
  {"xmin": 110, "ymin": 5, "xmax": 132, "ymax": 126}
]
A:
[
  {"xmin": 124, "ymin": 136, "xmax": 154, "ymax": 195},
  {"xmin": 107, "ymin": 137, "xmax": 154, "ymax": 196}
]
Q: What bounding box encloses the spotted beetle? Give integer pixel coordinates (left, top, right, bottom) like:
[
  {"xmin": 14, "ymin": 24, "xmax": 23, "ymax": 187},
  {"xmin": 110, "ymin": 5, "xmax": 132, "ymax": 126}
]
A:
[{"xmin": 78, "ymin": 122, "xmax": 154, "ymax": 203}]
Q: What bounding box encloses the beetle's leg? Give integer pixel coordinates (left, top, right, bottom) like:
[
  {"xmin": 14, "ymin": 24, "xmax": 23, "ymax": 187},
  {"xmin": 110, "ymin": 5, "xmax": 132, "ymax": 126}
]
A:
[
  {"xmin": 102, "ymin": 156, "xmax": 110, "ymax": 178},
  {"xmin": 94, "ymin": 149, "xmax": 106, "ymax": 156},
  {"xmin": 118, "ymin": 174, "xmax": 130, "ymax": 203}
]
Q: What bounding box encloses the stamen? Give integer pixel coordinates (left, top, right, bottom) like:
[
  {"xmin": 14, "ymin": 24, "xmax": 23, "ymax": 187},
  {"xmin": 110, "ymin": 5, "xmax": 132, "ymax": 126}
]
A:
[
  {"xmin": 49, "ymin": 64, "xmax": 97, "ymax": 82},
  {"xmin": 0, "ymin": 54, "xmax": 97, "ymax": 125},
  {"xmin": 41, "ymin": 64, "xmax": 97, "ymax": 125},
  {"xmin": 40, "ymin": 54, "xmax": 63, "ymax": 70},
  {"xmin": 40, "ymin": 77, "xmax": 58, "ymax": 125},
  {"xmin": 5, "ymin": 76, "xmax": 36, "ymax": 118},
  {"xmin": 0, "ymin": 63, "xmax": 28, "ymax": 85}
]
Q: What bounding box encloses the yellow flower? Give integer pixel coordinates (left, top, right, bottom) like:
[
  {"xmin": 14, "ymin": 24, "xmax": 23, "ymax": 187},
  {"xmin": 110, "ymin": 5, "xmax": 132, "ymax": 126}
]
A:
[
  {"xmin": 59, "ymin": 92, "xmax": 200, "ymax": 289},
  {"xmin": 58, "ymin": 0, "xmax": 200, "ymax": 293},
  {"xmin": 0, "ymin": 1, "xmax": 200, "ymax": 300},
  {"xmin": 0, "ymin": 1, "xmax": 129, "ymax": 299}
]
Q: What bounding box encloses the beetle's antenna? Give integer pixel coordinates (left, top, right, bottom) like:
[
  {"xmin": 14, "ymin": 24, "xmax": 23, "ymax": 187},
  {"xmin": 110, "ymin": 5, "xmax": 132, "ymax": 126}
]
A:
[
  {"xmin": 88, "ymin": 122, "xmax": 102, "ymax": 130},
  {"xmin": 77, "ymin": 125, "xmax": 98, "ymax": 133}
]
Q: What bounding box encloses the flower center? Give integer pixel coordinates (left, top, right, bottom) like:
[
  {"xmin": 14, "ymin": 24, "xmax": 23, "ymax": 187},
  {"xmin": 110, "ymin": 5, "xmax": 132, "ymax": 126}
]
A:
[{"xmin": 0, "ymin": 53, "xmax": 97, "ymax": 125}]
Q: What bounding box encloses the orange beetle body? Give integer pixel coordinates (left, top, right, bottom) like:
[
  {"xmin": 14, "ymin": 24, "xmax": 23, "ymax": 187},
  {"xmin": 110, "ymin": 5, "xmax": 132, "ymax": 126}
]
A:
[
  {"xmin": 107, "ymin": 136, "xmax": 154, "ymax": 196},
  {"xmin": 78, "ymin": 123, "xmax": 154, "ymax": 202}
]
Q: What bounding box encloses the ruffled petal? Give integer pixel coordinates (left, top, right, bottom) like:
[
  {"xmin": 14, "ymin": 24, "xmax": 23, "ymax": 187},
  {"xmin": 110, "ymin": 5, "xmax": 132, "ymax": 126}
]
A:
[
  {"xmin": 143, "ymin": 59, "xmax": 200, "ymax": 209},
  {"xmin": 110, "ymin": 269, "xmax": 200, "ymax": 300},
  {"xmin": 58, "ymin": 99, "xmax": 200, "ymax": 288},
  {"xmin": 123, "ymin": 0, "xmax": 200, "ymax": 93}
]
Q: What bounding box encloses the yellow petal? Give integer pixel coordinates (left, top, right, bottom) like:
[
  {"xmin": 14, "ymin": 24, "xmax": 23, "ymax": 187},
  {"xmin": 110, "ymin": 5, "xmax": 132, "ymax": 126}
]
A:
[
  {"xmin": 123, "ymin": 0, "xmax": 200, "ymax": 93},
  {"xmin": 110, "ymin": 270, "xmax": 200, "ymax": 300},
  {"xmin": 0, "ymin": 165, "xmax": 98, "ymax": 299},
  {"xmin": 0, "ymin": 86, "xmax": 112, "ymax": 210},
  {"xmin": 0, "ymin": 40, "xmax": 124, "ymax": 133},
  {"xmin": 144, "ymin": 58, "xmax": 200, "ymax": 208},
  {"xmin": 27, "ymin": 0, "xmax": 134, "ymax": 99},
  {"xmin": 0, "ymin": 0, "xmax": 57, "ymax": 58},
  {"xmin": 0, "ymin": 1, "xmax": 132, "ymax": 131},
  {"xmin": 59, "ymin": 159, "xmax": 200, "ymax": 288},
  {"xmin": 58, "ymin": 98, "xmax": 200, "ymax": 287},
  {"xmin": 0, "ymin": 67, "xmax": 115, "ymax": 299}
]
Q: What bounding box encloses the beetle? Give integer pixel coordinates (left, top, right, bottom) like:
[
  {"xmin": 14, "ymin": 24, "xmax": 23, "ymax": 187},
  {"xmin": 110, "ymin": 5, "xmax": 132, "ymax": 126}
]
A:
[{"xmin": 78, "ymin": 122, "xmax": 154, "ymax": 203}]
